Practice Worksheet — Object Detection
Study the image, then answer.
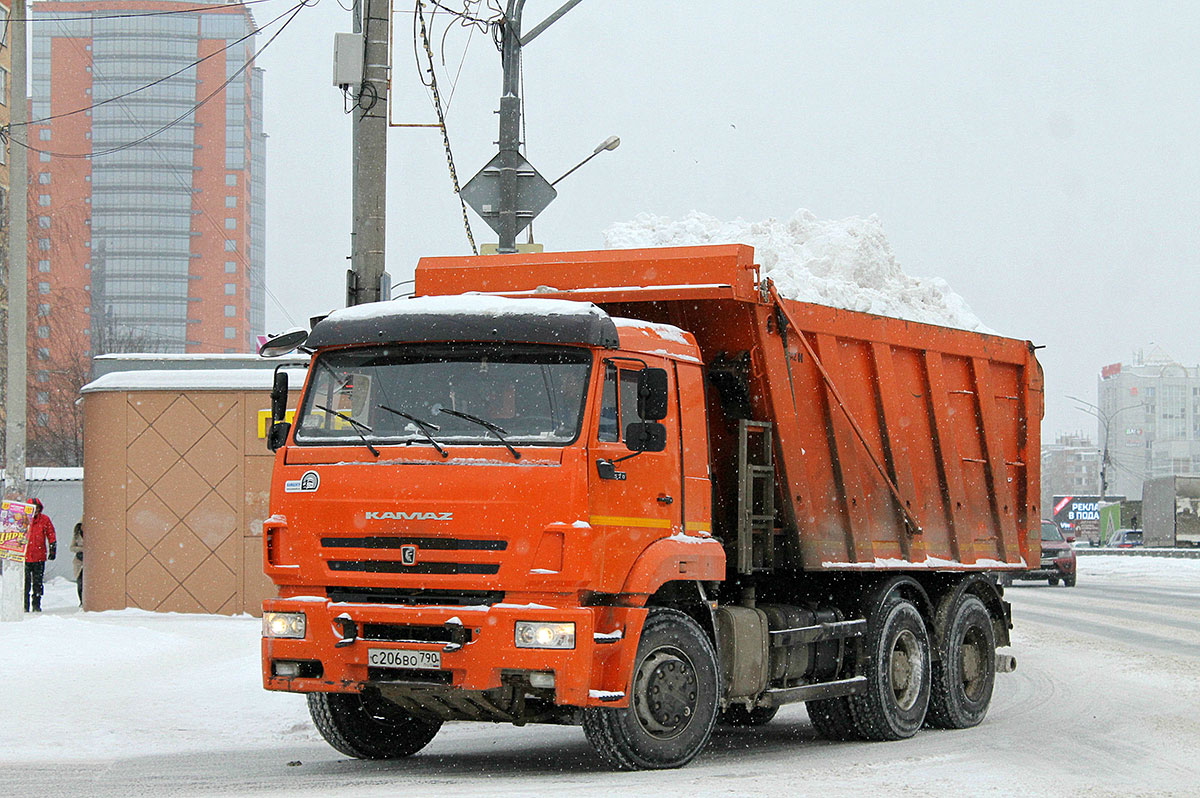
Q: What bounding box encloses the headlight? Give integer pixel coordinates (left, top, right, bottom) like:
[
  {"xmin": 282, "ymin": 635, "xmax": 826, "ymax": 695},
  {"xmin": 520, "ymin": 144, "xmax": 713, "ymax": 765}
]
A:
[
  {"xmin": 262, "ymin": 611, "xmax": 306, "ymax": 639},
  {"xmin": 515, "ymin": 621, "xmax": 575, "ymax": 649}
]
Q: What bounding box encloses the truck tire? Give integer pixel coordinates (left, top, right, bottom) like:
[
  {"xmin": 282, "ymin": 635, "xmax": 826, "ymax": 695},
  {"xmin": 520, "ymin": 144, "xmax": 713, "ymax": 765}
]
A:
[
  {"xmin": 307, "ymin": 690, "xmax": 442, "ymax": 759},
  {"xmin": 926, "ymin": 595, "xmax": 995, "ymax": 729},
  {"xmin": 807, "ymin": 696, "xmax": 862, "ymax": 741},
  {"xmin": 720, "ymin": 703, "xmax": 779, "ymax": 726},
  {"xmin": 1064, "ymin": 572, "xmax": 1077, "ymax": 587},
  {"xmin": 847, "ymin": 596, "xmax": 930, "ymax": 740},
  {"xmin": 583, "ymin": 608, "xmax": 720, "ymax": 770}
]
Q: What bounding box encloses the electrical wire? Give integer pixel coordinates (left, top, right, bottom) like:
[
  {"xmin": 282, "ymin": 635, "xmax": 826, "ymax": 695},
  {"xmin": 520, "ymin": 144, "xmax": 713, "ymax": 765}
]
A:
[
  {"xmin": 8, "ymin": 1, "xmax": 303, "ymax": 130},
  {"xmin": 3, "ymin": 1, "xmax": 307, "ymax": 160},
  {"xmin": 4, "ymin": 0, "xmax": 281, "ymax": 23},
  {"xmin": 415, "ymin": 0, "xmax": 478, "ymax": 255}
]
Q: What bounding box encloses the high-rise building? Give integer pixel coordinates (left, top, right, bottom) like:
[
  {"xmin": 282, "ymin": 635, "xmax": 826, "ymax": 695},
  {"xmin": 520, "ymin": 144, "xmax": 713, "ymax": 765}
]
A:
[
  {"xmin": 28, "ymin": 0, "xmax": 266, "ymax": 360},
  {"xmin": 1096, "ymin": 347, "xmax": 1200, "ymax": 500},
  {"xmin": 24, "ymin": 0, "xmax": 266, "ymax": 463},
  {"xmin": 1040, "ymin": 433, "xmax": 1100, "ymax": 514}
]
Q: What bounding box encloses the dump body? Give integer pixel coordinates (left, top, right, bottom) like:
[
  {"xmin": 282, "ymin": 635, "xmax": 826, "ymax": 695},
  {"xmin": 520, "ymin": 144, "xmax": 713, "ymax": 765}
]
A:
[{"xmin": 416, "ymin": 244, "xmax": 1043, "ymax": 572}]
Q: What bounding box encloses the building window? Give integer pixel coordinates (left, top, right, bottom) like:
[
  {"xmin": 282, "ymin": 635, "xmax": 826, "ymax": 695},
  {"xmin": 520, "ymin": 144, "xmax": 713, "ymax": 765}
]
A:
[
  {"xmin": 224, "ymin": 240, "xmax": 237, "ymax": 251},
  {"xmin": 225, "ymin": 196, "xmax": 237, "ymax": 208},
  {"xmin": 38, "ymin": 282, "xmax": 50, "ymax": 294},
  {"xmin": 36, "ymin": 371, "xmax": 49, "ymax": 384},
  {"xmin": 0, "ymin": 66, "xmax": 8, "ymax": 105},
  {"xmin": 38, "ymin": 239, "xmax": 51, "ymax": 251},
  {"xmin": 37, "ymin": 327, "xmax": 49, "ymax": 339},
  {"xmin": 38, "ymin": 173, "xmax": 51, "ymax": 184},
  {"xmin": 224, "ymin": 305, "xmax": 236, "ymax": 317},
  {"xmin": 38, "ymin": 195, "xmax": 51, "ymax": 207},
  {"xmin": 38, "ymin": 260, "xmax": 50, "ymax": 272},
  {"xmin": 224, "ymin": 327, "xmax": 237, "ymax": 339},
  {"xmin": 224, "ymin": 262, "xmax": 237, "ymax": 273},
  {"xmin": 37, "ymin": 348, "xmax": 49, "ymax": 361},
  {"xmin": 38, "ymin": 217, "xmax": 51, "ymax": 228},
  {"xmin": 36, "ymin": 413, "xmax": 49, "ymax": 427},
  {"xmin": 224, "ymin": 283, "xmax": 236, "ymax": 295},
  {"xmin": 39, "ymin": 129, "xmax": 51, "ymax": 141},
  {"xmin": 224, "ymin": 218, "xmax": 236, "ymax": 230},
  {"xmin": 39, "ymin": 152, "xmax": 51, "ymax": 163},
  {"xmin": 225, "ymin": 174, "xmax": 237, "ymax": 186},
  {"xmin": 36, "ymin": 392, "xmax": 49, "ymax": 404},
  {"xmin": 37, "ymin": 304, "xmax": 50, "ymax": 317}
]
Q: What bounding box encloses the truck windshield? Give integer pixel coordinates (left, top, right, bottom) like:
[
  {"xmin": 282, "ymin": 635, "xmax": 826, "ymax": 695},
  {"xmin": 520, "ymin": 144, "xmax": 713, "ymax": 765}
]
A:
[{"xmin": 294, "ymin": 344, "xmax": 592, "ymax": 448}]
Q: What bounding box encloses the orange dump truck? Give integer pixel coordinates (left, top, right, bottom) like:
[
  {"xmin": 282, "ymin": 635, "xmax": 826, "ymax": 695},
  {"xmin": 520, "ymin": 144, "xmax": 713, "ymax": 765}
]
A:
[{"xmin": 259, "ymin": 244, "xmax": 1041, "ymax": 769}]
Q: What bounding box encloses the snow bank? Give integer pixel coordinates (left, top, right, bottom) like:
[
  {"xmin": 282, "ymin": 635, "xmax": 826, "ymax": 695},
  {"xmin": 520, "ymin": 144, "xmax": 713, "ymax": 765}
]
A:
[{"xmin": 604, "ymin": 210, "xmax": 990, "ymax": 332}]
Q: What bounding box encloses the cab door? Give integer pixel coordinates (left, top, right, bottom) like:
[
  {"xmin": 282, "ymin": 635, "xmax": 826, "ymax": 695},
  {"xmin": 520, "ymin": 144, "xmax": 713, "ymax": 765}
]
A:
[{"xmin": 587, "ymin": 357, "xmax": 682, "ymax": 592}]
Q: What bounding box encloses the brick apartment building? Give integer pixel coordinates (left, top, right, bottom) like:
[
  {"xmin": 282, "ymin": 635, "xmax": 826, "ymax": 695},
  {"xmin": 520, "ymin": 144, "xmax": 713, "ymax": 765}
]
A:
[{"xmin": 23, "ymin": 0, "xmax": 266, "ymax": 462}]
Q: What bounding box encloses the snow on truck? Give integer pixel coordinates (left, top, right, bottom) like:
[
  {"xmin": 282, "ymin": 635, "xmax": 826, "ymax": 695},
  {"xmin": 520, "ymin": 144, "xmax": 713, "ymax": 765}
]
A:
[{"xmin": 258, "ymin": 244, "xmax": 1041, "ymax": 770}]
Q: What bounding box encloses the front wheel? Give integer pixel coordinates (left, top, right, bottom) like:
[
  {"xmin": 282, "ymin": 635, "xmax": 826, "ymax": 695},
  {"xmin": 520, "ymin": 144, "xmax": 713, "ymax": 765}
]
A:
[
  {"xmin": 1064, "ymin": 571, "xmax": 1077, "ymax": 587},
  {"xmin": 1049, "ymin": 577, "xmax": 1060, "ymax": 586},
  {"xmin": 583, "ymin": 608, "xmax": 720, "ymax": 770},
  {"xmin": 307, "ymin": 690, "xmax": 442, "ymax": 759},
  {"xmin": 847, "ymin": 596, "xmax": 931, "ymax": 740}
]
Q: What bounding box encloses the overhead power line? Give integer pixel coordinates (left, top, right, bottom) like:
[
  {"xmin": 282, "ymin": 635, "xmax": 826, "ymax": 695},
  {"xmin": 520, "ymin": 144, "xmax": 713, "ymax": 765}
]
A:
[{"xmin": 1, "ymin": 0, "xmax": 308, "ymax": 160}]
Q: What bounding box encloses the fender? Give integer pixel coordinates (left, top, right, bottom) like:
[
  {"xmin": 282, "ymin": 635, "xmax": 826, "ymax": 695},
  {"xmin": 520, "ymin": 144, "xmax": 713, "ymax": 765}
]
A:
[{"xmin": 618, "ymin": 535, "xmax": 725, "ymax": 597}]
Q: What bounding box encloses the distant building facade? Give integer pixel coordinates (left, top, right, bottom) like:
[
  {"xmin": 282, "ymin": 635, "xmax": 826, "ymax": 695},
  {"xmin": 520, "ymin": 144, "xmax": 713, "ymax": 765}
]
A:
[
  {"xmin": 24, "ymin": 0, "xmax": 266, "ymax": 464},
  {"xmin": 1096, "ymin": 348, "xmax": 1200, "ymax": 500},
  {"xmin": 1040, "ymin": 433, "xmax": 1100, "ymax": 514},
  {"xmin": 28, "ymin": 0, "xmax": 266, "ymax": 356}
]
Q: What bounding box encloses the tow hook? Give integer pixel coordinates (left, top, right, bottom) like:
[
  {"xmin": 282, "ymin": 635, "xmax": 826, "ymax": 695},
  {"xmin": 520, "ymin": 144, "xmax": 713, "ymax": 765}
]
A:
[
  {"xmin": 443, "ymin": 618, "xmax": 468, "ymax": 652},
  {"xmin": 334, "ymin": 615, "xmax": 358, "ymax": 648},
  {"xmin": 995, "ymin": 653, "xmax": 1017, "ymax": 673}
]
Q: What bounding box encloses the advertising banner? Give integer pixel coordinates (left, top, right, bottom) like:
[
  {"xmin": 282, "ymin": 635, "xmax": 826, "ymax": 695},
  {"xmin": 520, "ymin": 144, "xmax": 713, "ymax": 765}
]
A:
[
  {"xmin": 1052, "ymin": 495, "xmax": 1125, "ymax": 545},
  {"xmin": 0, "ymin": 499, "xmax": 37, "ymax": 563}
]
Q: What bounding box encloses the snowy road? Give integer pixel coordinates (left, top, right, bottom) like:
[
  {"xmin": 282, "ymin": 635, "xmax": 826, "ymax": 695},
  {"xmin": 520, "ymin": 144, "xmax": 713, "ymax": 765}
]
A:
[{"xmin": 4, "ymin": 557, "xmax": 1199, "ymax": 797}]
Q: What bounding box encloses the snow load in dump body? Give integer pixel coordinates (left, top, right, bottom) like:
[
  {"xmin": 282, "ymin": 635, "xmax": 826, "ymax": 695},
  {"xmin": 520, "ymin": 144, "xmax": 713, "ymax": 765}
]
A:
[{"xmin": 414, "ymin": 244, "xmax": 1043, "ymax": 572}]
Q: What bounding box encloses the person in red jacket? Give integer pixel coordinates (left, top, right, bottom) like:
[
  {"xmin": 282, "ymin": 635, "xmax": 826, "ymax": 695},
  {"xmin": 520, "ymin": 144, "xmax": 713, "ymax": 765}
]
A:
[{"xmin": 25, "ymin": 498, "xmax": 56, "ymax": 613}]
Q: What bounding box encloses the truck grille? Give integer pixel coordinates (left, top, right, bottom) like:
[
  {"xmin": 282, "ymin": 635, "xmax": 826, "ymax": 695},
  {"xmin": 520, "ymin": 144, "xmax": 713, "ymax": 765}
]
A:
[
  {"xmin": 321, "ymin": 536, "xmax": 507, "ymax": 551},
  {"xmin": 327, "ymin": 560, "xmax": 500, "ymax": 575},
  {"xmin": 326, "ymin": 587, "xmax": 504, "ymax": 606},
  {"xmin": 362, "ymin": 623, "xmax": 474, "ymax": 645}
]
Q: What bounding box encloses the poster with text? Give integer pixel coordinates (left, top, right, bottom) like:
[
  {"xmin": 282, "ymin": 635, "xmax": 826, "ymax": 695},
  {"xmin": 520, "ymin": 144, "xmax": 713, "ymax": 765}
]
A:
[{"xmin": 0, "ymin": 499, "xmax": 37, "ymax": 563}]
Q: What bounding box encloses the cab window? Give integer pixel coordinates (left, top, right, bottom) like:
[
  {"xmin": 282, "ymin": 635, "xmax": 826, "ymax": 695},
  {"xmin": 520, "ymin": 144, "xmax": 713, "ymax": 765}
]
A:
[{"xmin": 597, "ymin": 363, "xmax": 645, "ymax": 443}]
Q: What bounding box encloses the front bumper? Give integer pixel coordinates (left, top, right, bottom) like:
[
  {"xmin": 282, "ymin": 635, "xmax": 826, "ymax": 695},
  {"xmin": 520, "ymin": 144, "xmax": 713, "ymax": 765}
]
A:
[
  {"xmin": 262, "ymin": 597, "xmax": 645, "ymax": 708},
  {"xmin": 1012, "ymin": 556, "xmax": 1076, "ymax": 581}
]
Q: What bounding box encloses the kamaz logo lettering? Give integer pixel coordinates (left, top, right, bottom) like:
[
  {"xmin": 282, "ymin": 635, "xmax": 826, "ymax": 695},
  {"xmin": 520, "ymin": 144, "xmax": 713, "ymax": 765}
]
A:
[{"xmin": 364, "ymin": 511, "xmax": 454, "ymax": 521}]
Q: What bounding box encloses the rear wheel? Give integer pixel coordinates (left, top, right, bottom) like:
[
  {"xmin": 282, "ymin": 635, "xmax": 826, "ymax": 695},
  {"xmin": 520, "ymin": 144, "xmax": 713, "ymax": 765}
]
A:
[
  {"xmin": 307, "ymin": 689, "xmax": 442, "ymax": 759},
  {"xmin": 926, "ymin": 595, "xmax": 996, "ymax": 729},
  {"xmin": 583, "ymin": 608, "xmax": 720, "ymax": 770},
  {"xmin": 848, "ymin": 596, "xmax": 931, "ymax": 740},
  {"xmin": 807, "ymin": 696, "xmax": 862, "ymax": 740},
  {"xmin": 1049, "ymin": 577, "xmax": 1060, "ymax": 586},
  {"xmin": 720, "ymin": 703, "xmax": 779, "ymax": 726}
]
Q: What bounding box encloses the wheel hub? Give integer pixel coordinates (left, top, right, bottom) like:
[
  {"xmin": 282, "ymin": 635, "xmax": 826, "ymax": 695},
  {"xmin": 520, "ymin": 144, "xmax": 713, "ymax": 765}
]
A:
[
  {"xmin": 633, "ymin": 648, "xmax": 699, "ymax": 739},
  {"xmin": 890, "ymin": 628, "xmax": 925, "ymax": 711}
]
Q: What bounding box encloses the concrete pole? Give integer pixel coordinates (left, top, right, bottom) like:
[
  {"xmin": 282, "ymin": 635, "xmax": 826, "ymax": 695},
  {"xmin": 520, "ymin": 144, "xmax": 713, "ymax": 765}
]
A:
[
  {"xmin": 349, "ymin": 0, "xmax": 388, "ymax": 305},
  {"xmin": 2, "ymin": 0, "xmax": 30, "ymax": 622}
]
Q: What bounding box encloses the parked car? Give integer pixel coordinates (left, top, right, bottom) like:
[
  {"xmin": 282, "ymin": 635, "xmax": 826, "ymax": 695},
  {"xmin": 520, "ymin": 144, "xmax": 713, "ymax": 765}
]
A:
[
  {"xmin": 999, "ymin": 520, "xmax": 1077, "ymax": 587},
  {"xmin": 1106, "ymin": 528, "xmax": 1143, "ymax": 548}
]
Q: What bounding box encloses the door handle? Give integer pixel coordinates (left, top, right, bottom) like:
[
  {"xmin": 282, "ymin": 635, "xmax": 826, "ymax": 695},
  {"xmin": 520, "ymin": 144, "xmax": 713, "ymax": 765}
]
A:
[{"xmin": 657, "ymin": 495, "xmax": 674, "ymax": 504}]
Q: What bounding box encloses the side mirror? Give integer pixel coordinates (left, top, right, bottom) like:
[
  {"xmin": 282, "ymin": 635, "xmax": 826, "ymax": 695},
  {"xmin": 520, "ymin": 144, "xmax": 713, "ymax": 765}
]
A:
[
  {"xmin": 267, "ymin": 421, "xmax": 291, "ymax": 452},
  {"xmin": 636, "ymin": 368, "xmax": 669, "ymax": 421},
  {"xmin": 625, "ymin": 421, "xmax": 666, "ymax": 453},
  {"xmin": 1065, "ymin": 535, "xmax": 1076, "ymax": 543},
  {"xmin": 259, "ymin": 327, "xmax": 309, "ymax": 358},
  {"xmin": 271, "ymin": 371, "xmax": 288, "ymax": 423}
]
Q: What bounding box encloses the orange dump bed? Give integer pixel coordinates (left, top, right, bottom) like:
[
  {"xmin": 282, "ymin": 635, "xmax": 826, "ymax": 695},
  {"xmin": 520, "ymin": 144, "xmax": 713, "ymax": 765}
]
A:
[{"xmin": 416, "ymin": 244, "xmax": 1042, "ymax": 572}]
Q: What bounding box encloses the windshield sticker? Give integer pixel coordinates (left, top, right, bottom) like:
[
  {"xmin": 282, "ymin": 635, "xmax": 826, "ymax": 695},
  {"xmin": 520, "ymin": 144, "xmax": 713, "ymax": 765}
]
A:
[{"xmin": 285, "ymin": 471, "xmax": 321, "ymax": 493}]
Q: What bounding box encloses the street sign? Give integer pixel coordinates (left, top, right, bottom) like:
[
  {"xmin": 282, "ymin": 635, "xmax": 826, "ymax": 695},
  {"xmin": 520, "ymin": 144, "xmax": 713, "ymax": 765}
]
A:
[{"xmin": 460, "ymin": 151, "xmax": 557, "ymax": 237}]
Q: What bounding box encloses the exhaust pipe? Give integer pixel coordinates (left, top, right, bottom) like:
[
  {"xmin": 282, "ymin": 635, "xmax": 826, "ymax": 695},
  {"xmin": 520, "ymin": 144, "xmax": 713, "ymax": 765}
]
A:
[{"xmin": 995, "ymin": 653, "xmax": 1017, "ymax": 673}]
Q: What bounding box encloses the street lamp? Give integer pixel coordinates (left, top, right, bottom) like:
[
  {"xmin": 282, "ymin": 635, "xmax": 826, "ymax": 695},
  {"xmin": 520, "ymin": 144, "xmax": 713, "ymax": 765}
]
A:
[
  {"xmin": 1067, "ymin": 395, "xmax": 1145, "ymax": 500},
  {"xmin": 551, "ymin": 136, "xmax": 621, "ymax": 187}
]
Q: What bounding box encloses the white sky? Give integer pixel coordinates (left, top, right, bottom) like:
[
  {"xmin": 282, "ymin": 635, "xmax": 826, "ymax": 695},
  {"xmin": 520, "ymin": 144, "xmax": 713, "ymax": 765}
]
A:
[{"xmin": 255, "ymin": 1, "xmax": 1200, "ymax": 439}]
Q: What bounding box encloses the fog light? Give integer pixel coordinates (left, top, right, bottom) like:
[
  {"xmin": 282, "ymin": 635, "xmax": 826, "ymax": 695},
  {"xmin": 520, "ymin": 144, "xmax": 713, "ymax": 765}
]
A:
[
  {"xmin": 274, "ymin": 661, "xmax": 302, "ymax": 677},
  {"xmin": 515, "ymin": 621, "xmax": 575, "ymax": 649},
  {"xmin": 528, "ymin": 672, "xmax": 555, "ymax": 688},
  {"xmin": 263, "ymin": 611, "xmax": 306, "ymax": 639}
]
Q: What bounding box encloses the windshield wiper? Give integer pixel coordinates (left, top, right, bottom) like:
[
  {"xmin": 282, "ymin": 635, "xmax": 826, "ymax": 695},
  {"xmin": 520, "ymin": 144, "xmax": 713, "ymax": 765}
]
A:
[
  {"xmin": 437, "ymin": 408, "xmax": 521, "ymax": 460},
  {"xmin": 315, "ymin": 404, "xmax": 380, "ymax": 457},
  {"xmin": 378, "ymin": 406, "xmax": 448, "ymax": 459}
]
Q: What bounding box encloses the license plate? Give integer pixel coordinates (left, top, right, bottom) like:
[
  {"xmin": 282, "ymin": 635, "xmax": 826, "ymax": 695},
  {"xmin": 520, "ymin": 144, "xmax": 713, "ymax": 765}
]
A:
[{"xmin": 368, "ymin": 648, "xmax": 441, "ymax": 670}]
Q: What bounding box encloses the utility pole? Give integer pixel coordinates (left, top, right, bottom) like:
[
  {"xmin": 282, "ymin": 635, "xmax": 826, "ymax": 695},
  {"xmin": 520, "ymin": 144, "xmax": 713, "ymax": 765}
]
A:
[
  {"xmin": 496, "ymin": 0, "xmax": 526, "ymax": 254},
  {"xmin": 3, "ymin": 0, "xmax": 30, "ymax": 622},
  {"xmin": 348, "ymin": 0, "xmax": 389, "ymax": 305}
]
